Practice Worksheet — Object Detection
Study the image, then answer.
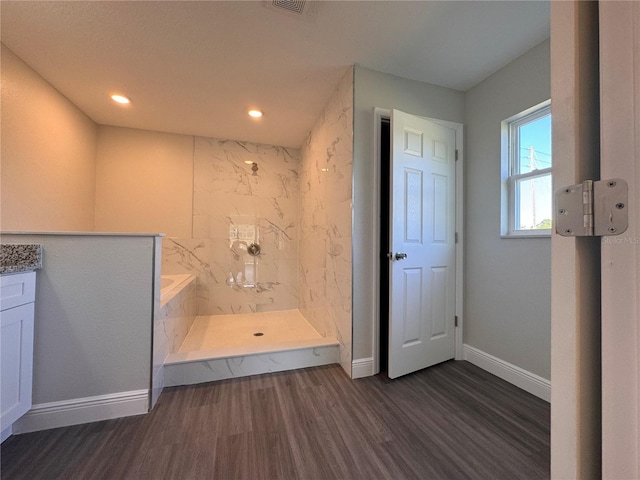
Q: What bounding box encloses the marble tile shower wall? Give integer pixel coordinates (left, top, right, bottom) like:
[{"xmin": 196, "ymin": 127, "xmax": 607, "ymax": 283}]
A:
[
  {"xmin": 163, "ymin": 140, "xmax": 300, "ymax": 314},
  {"xmin": 298, "ymin": 69, "xmax": 353, "ymax": 374},
  {"xmin": 152, "ymin": 277, "xmax": 196, "ymax": 408}
]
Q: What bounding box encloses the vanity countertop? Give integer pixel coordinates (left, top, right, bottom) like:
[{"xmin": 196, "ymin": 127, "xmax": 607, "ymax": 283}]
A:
[{"xmin": 0, "ymin": 244, "xmax": 43, "ymax": 274}]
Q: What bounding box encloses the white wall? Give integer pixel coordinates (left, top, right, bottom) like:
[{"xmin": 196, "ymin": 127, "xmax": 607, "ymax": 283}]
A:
[
  {"xmin": 352, "ymin": 66, "xmax": 465, "ymax": 362},
  {"xmin": 94, "ymin": 126, "xmax": 194, "ymax": 237},
  {"xmin": 1, "ymin": 44, "xmax": 97, "ymax": 231},
  {"xmin": 464, "ymin": 40, "xmax": 551, "ymax": 379}
]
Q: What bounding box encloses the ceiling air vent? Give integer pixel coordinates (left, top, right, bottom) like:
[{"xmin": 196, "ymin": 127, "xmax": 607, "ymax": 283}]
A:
[
  {"xmin": 272, "ymin": 0, "xmax": 306, "ymax": 16},
  {"xmin": 264, "ymin": 0, "xmax": 317, "ymax": 21}
]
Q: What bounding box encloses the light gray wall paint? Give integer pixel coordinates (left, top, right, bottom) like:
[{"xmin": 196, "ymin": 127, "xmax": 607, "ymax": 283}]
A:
[
  {"xmin": 1, "ymin": 233, "xmax": 156, "ymax": 404},
  {"xmin": 464, "ymin": 39, "xmax": 551, "ymax": 379},
  {"xmin": 352, "ymin": 67, "xmax": 464, "ymax": 360}
]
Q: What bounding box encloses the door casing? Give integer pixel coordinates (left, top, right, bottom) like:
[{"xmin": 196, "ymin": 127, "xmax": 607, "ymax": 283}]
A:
[
  {"xmin": 371, "ymin": 107, "xmax": 464, "ymax": 375},
  {"xmin": 550, "ymin": 2, "xmax": 602, "ymax": 477}
]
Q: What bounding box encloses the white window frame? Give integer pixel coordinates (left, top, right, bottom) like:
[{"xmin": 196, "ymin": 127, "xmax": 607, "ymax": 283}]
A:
[{"xmin": 501, "ymin": 100, "xmax": 552, "ymax": 237}]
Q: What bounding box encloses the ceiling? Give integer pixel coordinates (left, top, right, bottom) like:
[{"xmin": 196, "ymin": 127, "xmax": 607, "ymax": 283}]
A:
[{"xmin": 1, "ymin": 1, "xmax": 550, "ymax": 148}]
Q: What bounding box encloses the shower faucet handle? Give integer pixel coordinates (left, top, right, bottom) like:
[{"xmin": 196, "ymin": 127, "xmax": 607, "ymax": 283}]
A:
[{"xmin": 247, "ymin": 243, "xmax": 261, "ymax": 256}]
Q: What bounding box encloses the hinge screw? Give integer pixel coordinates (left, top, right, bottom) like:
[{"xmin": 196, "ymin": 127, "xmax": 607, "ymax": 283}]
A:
[
  {"xmin": 608, "ymin": 227, "xmax": 617, "ymax": 233},
  {"xmin": 565, "ymin": 188, "xmax": 571, "ymax": 194},
  {"xmin": 559, "ymin": 208, "xmax": 567, "ymax": 215},
  {"xmin": 615, "ymin": 203, "xmax": 625, "ymax": 209},
  {"xmin": 608, "ymin": 181, "xmax": 617, "ymax": 187},
  {"xmin": 565, "ymin": 228, "xmax": 573, "ymax": 234}
]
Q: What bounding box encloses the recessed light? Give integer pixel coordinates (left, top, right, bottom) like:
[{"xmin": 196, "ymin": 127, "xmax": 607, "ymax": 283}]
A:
[
  {"xmin": 248, "ymin": 109, "xmax": 263, "ymax": 118},
  {"xmin": 111, "ymin": 94, "xmax": 131, "ymax": 105}
]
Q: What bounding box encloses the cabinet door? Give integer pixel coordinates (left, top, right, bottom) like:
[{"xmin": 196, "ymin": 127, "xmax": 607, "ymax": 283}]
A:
[
  {"xmin": 1, "ymin": 272, "xmax": 36, "ymax": 311},
  {"xmin": 1, "ymin": 302, "xmax": 34, "ymax": 430}
]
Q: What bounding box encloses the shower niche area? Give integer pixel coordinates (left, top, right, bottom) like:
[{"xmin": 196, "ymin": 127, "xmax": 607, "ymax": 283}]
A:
[{"xmin": 161, "ymin": 71, "xmax": 353, "ymax": 385}]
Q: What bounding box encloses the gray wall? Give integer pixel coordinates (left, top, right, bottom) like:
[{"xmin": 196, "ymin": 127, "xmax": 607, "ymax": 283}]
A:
[
  {"xmin": 1, "ymin": 233, "xmax": 156, "ymax": 404},
  {"xmin": 352, "ymin": 67, "xmax": 465, "ymax": 361},
  {"xmin": 464, "ymin": 39, "xmax": 551, "ymax": 379}
]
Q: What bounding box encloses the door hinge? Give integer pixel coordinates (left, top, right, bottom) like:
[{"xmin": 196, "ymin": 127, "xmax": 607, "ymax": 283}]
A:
[
  {"xmin": 454, "ymin": 316, "xmax": 458, "ymax": 327},
  {"xmin": 555, "ymin": 179, "xmax": 628, "ymax": 237},
  {"xmin": 455, "ymin": 149, "xmax": 459, "ymax": 161},
  {"xmin": 455, "ymin": 232, "xmax": 459, "ymax": 244}
]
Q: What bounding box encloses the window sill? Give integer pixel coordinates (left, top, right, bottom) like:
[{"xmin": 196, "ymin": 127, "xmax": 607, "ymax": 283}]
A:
[{"xmin": 501, "ymin": 232, "xmax": 551, "ymax": 239}]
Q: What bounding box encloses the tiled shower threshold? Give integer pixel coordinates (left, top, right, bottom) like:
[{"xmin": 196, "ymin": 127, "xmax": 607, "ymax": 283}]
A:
[{"xmin": 164, "ymin": 310, "xmax": 339, "ymax": 385}]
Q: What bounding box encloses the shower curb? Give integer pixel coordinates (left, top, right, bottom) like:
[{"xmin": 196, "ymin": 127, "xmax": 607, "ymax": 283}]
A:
[{"xmin": 164, "ymin": 341, "xmax": 339, "ymax": 386}]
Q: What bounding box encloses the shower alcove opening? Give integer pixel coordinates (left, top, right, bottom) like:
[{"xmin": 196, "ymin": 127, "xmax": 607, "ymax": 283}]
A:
[{"xmin": 160, "ymin": 136, "xmax": 351, "ymax": 387}]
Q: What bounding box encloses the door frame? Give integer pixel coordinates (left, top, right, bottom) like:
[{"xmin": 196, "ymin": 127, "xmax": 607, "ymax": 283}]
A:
[
  {"xmin": 550, "ymin": 2, "xmax": 602, "ymax": 477},
  {"xmin": 371, "ymin": 107, "xmax": 464, "ymax": 375}
]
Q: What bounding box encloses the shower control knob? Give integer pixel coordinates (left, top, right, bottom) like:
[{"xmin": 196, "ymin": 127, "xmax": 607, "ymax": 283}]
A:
[
  {"xmin": 395, "ymin": 252, "xmax": 408, "ymax": 260},
  {"xmin": 247, "ymin": 243, "xmax": 261, "ymax": 256}
]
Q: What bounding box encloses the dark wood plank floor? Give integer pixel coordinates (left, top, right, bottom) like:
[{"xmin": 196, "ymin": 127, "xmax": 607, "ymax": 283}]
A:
[{"xmin": 0, "ymin": 361, "xmax": 550, "ymax": 480}]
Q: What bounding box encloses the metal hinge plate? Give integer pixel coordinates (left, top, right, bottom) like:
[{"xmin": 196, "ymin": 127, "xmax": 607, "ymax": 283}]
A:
[
  {"xmin": 555, "ymin": 178, "xmax": 628, "ymax": 236},
  {"xmin": 454, "ymin": 316, "xmax": 458, "ymax": 327},
  {"xmin": 455, "ymin": 150, "xmax": 459, "ymax": 161}
]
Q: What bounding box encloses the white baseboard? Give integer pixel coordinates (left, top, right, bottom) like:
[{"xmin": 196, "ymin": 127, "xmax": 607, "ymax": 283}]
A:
[
  {"xmin": 352, "ymin": 357, "xmax": 375, "ymax": 379},
  {"xmin": 1, "ymin": 425, "xmax": 12, "ymax": 443},
  {"xmin": 463, "ymin": 344, "xmax": 551, "ymax": 402},
  {"xmin": 13, "ymin": 390, "xmax": 149, "ymax": 434}
]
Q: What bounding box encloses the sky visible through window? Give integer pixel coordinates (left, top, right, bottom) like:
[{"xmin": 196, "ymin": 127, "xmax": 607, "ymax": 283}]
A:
[{"xmin": 518, "ymin": 114, "xmax": 552, "ymax": 229}]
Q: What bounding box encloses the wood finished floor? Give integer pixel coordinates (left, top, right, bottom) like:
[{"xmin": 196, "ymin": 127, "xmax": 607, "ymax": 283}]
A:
[{"xmin": 0, "ymin": 361, "xmax": 550, "ymax": 480}]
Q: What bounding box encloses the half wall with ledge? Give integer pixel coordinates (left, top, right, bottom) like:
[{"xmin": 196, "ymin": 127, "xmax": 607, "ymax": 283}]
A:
[{"xmin": 0, "ymin": 231, "xmax": 162, "ymax": 433}]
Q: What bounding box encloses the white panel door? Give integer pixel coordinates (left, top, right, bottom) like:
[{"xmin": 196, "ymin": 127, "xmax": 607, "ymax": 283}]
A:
[
  {"xmin": 388, "ymin": 109, "xmax": 456, "ymax": 379},
  {"xmin": 600, "ymin": 2, "xmax": 640, "ymax": 477}
]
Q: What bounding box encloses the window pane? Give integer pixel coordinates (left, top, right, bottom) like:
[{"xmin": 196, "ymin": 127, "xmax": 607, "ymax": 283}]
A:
[
  {"xmin": 516, "ymin": 174, "xmax": 552, "ymax": 230},
  {"xmin": 518, "ymin": 114, "xmax": 552, "ymax": 174}
]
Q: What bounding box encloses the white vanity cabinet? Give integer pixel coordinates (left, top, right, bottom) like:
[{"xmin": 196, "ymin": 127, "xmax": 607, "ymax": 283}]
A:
[{"xmin": 1, "ymin": 271, "xmax": 36, "ymax": 435}]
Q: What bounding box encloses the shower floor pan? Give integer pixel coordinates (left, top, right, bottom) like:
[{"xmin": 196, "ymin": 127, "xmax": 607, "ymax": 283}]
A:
[{"xmin": 164, "ymin": 310, "xmax": 339, "ymax": 386}]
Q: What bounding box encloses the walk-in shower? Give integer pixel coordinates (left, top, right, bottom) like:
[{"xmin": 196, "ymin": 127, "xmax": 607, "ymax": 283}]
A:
[{"xmin": 160, "ymin": 70, "xmax": 354, "ymax": 386}]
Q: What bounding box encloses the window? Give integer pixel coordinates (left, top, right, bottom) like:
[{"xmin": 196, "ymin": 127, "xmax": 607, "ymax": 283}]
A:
[{"xmin": 501, "ymin": 101, "xmax": 552, "ymax": 236}]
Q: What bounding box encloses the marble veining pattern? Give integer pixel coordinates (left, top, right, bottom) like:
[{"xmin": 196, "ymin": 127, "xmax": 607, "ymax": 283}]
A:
[
  {"xmin": 151, "ymin": 275, "xmax": 196, "ymax": 408},
  {"xmin": 164, "ymin": 345, "xmax": 339, "ymax": 387},
  {"xmin": 0, "ymin": 244, "xmax": 42, "ymax": 274},
  {"xmin": 164, "ymin": 139, "xmax": 300, "ymax": 315},
  {"xmin": 298, "ymin": 68, "xmax": 353, "ymax": 374}
]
